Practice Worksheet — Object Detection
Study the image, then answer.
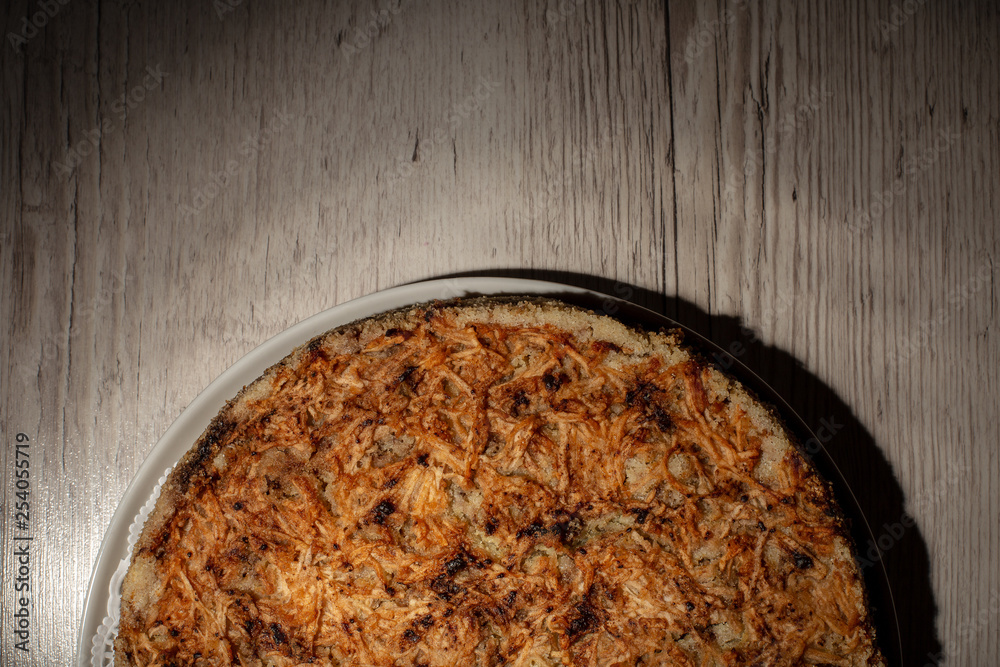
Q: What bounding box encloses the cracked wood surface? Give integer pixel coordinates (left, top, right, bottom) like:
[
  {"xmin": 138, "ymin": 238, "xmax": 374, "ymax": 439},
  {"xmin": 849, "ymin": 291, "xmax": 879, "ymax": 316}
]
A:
[{"xmin": 1, "ymin": 0, "xmax": 998, "ymax": 665}]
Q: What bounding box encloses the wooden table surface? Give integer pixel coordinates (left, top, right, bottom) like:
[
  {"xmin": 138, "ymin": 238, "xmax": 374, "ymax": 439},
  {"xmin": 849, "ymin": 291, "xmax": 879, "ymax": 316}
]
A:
[{"xmin": 2, "ymin": 1, "xmax": 997, "ymax": 665}]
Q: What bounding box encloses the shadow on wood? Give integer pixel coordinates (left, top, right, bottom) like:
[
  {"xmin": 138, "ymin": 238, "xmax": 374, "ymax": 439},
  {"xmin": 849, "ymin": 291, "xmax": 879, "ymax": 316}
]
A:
[{"xmin": 420, "ymin": 268, "xmax": 936, "ymax": 667}]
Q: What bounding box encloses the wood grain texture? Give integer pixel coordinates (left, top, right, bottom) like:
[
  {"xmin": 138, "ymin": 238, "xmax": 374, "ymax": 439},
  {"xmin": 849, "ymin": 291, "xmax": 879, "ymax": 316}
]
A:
[{"xmin": 1, "ymin": 0, "xmax": 997, "ymax": 665}]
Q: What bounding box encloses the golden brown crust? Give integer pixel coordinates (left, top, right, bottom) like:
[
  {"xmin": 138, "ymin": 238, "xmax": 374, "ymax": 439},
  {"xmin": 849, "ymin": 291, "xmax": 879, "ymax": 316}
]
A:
[{"xmin": 115, "ymin": 297, "xmax": 884, "ymax": 666}]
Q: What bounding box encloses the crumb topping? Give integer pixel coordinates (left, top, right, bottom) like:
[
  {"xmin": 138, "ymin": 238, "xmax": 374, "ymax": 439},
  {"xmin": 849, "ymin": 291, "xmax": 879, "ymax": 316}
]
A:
[{"xmin": 116, "ymin": 302, "xmax": 882, "ymax": 667}]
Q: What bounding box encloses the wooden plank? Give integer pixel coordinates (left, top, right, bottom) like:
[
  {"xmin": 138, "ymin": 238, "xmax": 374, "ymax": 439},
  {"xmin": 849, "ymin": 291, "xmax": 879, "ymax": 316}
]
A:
[{"xmin": 0, "ymin": 0, "xmax": 997, "ymax": 665}]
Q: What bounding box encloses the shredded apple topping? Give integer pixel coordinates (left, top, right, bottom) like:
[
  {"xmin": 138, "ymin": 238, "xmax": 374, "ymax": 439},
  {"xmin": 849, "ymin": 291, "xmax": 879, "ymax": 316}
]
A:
[{"xmin": 115, "ymin": 300, "xmax": 883, "ymax": 667}]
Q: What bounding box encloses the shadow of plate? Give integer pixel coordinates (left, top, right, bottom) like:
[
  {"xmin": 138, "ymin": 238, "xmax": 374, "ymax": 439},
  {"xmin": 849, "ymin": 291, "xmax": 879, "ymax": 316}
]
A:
[{"xmin": 417, "ymin": 267, "xmax": 937, "ymax": 667}]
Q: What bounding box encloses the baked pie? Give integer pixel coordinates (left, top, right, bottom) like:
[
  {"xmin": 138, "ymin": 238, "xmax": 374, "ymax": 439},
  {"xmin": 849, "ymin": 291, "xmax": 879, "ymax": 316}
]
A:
[{"xmin": 116, "ymin": 298, "xmax": 884, "ymax": 666}]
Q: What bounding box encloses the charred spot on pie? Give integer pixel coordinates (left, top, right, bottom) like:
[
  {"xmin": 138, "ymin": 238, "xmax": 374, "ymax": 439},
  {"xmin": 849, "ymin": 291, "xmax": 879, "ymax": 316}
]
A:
[
  {"xmin": 397, "ymin": 365, "xmax": 420, "ymax": 390},
  {"xmin": 626, "ymin": 382, "xmax": 675, "ymax": 433},
  {"xmin": 516, "ymin": 521, "xmax": 547, "ymax": 540},
  {"xmin": 444, "ymin": 552, "xmax": 468, "ymax": 576},
  {"xmin": 511, "ymin": 389, "xmax": 530, "ymax": 415},
  {"xmin": 625, "ymin": 381, "xmax": 656, "ymax": 407},
  {"xmin": 793, "ymin": 552, "xmax": 814, "ymax": 570},
  {"xmin": 430, "ymin": 574, "xmax": 461, "ymax": 601},
  {"xmin": 542, "ymin": 372, "xmax": 564, "ymax": 392},
  {"xmin": 630, "ymin": 508, "xmax": 650, "ymax": 524},
  {"xmin": 173, "ymin": 417, "xmax": 234, "ymax": 493},
  {"xmin": 270, "ymin": 623, "xmax": 287, "ymax": 646},
  {"xmin": 549, "ymin": 513, "xmax": 583, "ymax": 545},
  {"xmin": 651, "ymin": 405, "xmax": 673, "ymax": 432},
  {"xmin": 369, "ymin": 499, "xmax": 396, "ymax": 525},
  {"xmin": 384, "ymin": 328, "xmax": 413, "ymax": 340},
  {"xmin": 566, "ymin": 599, "xmax": 601, "ymax": 642},
  {"xmin": 243, "ymin": 617, "xmax": 262, "ymax": 637},
  {"xmin": 306, "ymin": 336, "xmax": 325, "ymax": 355}
]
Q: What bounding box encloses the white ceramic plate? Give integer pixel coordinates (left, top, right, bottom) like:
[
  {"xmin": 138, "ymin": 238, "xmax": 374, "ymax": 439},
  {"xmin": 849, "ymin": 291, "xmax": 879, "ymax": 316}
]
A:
[{"xmin": 77, "ymin": 277, "xmax": 901, "ymax": 665}]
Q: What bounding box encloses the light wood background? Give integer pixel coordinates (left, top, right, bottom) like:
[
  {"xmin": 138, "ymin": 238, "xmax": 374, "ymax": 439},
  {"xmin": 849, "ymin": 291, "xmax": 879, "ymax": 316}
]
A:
[{"xmin": 2, "ymin": 0, "xmax": 997, "ymax": 664}]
